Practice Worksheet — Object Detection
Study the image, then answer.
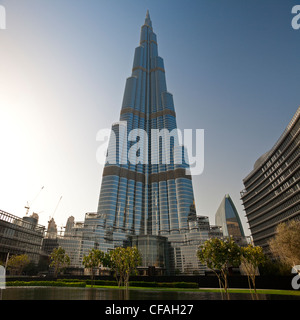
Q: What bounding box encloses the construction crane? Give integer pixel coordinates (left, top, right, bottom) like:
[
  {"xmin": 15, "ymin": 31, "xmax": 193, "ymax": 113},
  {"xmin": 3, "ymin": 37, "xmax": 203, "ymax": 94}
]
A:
[
  {"xmin": 46, "ymin": 196, "xmax": 63, "ymax": 239},
  {"xmin": 48, "ymin": 195, "xmax": 63, "ymax": 222},
  {"xmin": 25, "ymin": 186, "xmax": 44, "ymax": 215}
]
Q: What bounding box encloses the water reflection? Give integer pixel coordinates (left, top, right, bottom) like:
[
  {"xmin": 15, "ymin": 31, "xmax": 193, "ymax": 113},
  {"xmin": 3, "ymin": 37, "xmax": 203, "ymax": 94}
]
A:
[{"xmin": 1, "ymin": 287, "xmax": 299, "ymax": 300}]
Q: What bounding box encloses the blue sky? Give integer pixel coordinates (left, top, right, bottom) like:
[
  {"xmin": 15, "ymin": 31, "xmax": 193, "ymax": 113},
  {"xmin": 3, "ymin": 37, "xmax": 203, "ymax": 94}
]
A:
[{"xmin": 0, "ymin": 0, "xmax": 299, "ymax": 235}]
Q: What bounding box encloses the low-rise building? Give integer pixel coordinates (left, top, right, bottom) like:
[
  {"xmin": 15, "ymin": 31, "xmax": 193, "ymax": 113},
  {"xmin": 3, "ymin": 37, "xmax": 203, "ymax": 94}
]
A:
[{"xmin": 0, "ymin": 209, "xmax": 45, "ymax": 264}]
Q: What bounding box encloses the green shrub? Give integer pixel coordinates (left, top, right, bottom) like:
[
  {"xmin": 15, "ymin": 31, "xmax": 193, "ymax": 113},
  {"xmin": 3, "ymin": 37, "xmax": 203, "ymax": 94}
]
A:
[
  {"xmin": 129, "ymin": 281, "xmax": 158, "ymax": 287},
  {"xmin": 173, "ymin": 282, "xmax": 198, "ymax": 288},
  {"xmin": 56, "ymin": 281, "xmax": 86, "ymax": 288},
  {"xmin": 58, "ymin": 279, "xmax": 84, "ymax": 282},
  {"xmin": 157, "ymin": 282, "xmax": 198, "ymax": 288},
  {"xmin": 86, "ymin": 279, "xmax": 118, "ymax": 286},
  {"xmin": 6, "ymin": 281, "xmax": 86, "ymax": 288},
  {"xmin": 157, "ymin": 282, "xmax": 171, "ymax": 288},
  {"xmin": 6, "ymin": 280, "xmax": 197, "ymax": 289}
]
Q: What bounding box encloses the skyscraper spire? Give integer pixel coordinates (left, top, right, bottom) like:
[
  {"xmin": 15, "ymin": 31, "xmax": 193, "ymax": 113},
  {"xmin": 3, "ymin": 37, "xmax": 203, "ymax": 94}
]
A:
[{"xmin": 144, "ymin": 9, "xmax": 152, "ymax": 28}]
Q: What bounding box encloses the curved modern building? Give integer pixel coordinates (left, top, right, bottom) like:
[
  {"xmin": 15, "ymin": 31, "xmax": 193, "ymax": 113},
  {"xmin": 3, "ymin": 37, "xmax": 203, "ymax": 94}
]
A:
[
  {"xmin": 215, "ymin": 194, "xmax": 245, "ymax": 239},
  {"xmin": 241, "ymin": 106, "xmax": 300, "ymax": 252}
]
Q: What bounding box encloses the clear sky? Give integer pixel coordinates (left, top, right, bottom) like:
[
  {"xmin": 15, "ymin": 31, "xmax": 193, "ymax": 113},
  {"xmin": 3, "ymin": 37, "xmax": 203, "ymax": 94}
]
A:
[{"xmin": 0, "ymin": 0, "xmax": 299, "ymax": 236}]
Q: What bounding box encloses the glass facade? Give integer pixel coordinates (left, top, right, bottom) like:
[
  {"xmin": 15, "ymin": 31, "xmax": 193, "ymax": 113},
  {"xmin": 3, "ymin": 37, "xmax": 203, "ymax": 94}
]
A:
[
  {"xmin": 241, "ymin": 106, "xmax": 300, "ymax": 253},
  {"xmin": 215, "ymin": 194, "xmax": 245, "ymax": 239},
  {"xmin": 95, "ymin": 12, "xmax": 195, "ymax": 242},
  {"xmin": 127, "ymin": 235, "xmax": 169, "ymax": 275}
]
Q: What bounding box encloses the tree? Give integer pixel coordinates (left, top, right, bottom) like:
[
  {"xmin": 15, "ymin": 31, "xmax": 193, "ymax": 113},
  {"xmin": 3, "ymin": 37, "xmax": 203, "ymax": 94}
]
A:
[
  {"xmin": 7, "ymin": 254, "xmax": 30, "ymax": 275},
  {"xmin": 110, "ymin": 247, "xmax": 142, "ymax": 289},
  {"xmin": 269, "ymin": 220, "xmax": 300, "ymax": 274},
  {"xmin": 109, "ymin": 247, "xmax": 125, "ymax": 288},
  {"xmin": 197, "ymin": 237, "xmax": 241, "ymax": 299},
  {"xmin": 240, "ymin": 244, "xmax": 266, "ymax": 299},
  {"xmin": 49, "ymin": 247, "xmax": 70, "ymax": 277},
  {"xmin": 123, "ymin": 247, "xmax": 142, "ymax": 288},
  {"xmin": 83, "ymin": 249, "xmax": 111, "ymax": 286}
]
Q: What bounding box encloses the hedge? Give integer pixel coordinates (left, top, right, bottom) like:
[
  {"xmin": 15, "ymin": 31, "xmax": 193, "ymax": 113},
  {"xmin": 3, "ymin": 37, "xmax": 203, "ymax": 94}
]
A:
[
  {"xmin": 129, "ymin": 281, "xmax": 198, "ymax": 288},
  {"xmin": 157, "ymin": 282, "xmax": 198, "ymax": 288},
  {"xmin": 6, "ymin": 281, "xmax": 86, "ymax": 288},
  {"xmin": 5, "ymin": 280, "xmax": 198, "ymax": 289},
  {"xmin": 85, "ymin": 279, "xmax": 118, "ymax": 286},
  {"xmin": 129, "ymin": 281, "xmax": 158, "ymax": 287}
]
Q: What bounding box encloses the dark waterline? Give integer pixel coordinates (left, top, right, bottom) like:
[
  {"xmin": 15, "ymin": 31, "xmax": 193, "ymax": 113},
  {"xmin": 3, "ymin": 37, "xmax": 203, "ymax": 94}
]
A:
[{"xmin": 1, "ymin": 287, "xmax": 299, "ymax": 300}]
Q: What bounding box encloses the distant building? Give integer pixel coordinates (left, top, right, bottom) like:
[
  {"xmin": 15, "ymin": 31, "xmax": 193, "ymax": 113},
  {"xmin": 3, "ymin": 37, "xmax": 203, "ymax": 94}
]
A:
[
  {"xmin": 241, "ymin": 106, "xmax": 300, "ymax": 253},
  {"xmin": 0, "ymin": 210, "xmax": 45, "ymax": 264},
  {"xmin": 45, "ymin": 212, "xmax": 223, "ymax": 276},
  {"xmin": 215, "ymin": 194, "xmax": 245, "ymax": 239},
  {"xmin": 46, "ymin": 218, "xmax": 57, "ymax": 239},
  {"xmin": 64, "ymin": 216, "xmax": 75, "ymax": 236},
  {"xmin": 41, "ymin": 217, "xmax": 60, "ymax": 267},
  {"xmin": 41, "ymin": 214, "xmax": 96, "ymax": 274}
]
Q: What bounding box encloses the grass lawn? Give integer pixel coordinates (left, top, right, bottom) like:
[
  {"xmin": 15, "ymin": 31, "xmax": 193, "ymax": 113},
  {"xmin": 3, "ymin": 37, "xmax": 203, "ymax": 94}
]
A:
[
  {"xmin": 86, "ymin": 284, "xmax": 300, "ymax": 296},
  {"xmin": 200, "ymin": 288, "xmax": 300, "ymax": 296}
]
